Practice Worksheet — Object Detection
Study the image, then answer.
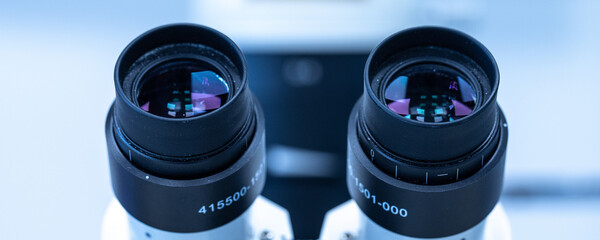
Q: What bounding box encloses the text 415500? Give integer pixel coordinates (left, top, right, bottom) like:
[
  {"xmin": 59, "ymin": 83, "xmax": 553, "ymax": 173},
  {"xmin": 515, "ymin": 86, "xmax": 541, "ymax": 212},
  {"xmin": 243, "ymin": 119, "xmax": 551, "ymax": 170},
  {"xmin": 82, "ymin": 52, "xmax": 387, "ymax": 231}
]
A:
[{"xmin": 198, "ymin": 162, "xmax": 264, "ymax": 214}]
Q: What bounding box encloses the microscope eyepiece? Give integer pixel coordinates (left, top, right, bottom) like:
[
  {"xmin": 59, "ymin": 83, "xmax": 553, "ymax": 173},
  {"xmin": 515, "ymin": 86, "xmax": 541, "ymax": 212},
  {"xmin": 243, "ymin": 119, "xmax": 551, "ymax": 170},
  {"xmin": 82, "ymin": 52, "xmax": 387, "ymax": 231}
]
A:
[
  {"xmin": 346, "ymin": 26, "xmax": 508, "ymax": 238},
  {"xmin": 106, "ymin": 24, "xmax": 267, "ymax": 234}
]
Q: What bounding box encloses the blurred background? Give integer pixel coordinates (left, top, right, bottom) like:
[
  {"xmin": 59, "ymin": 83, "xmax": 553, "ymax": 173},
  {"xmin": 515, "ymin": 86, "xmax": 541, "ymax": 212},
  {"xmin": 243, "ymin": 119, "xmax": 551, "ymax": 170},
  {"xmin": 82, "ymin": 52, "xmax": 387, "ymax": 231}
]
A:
[{"xmin": 0, "ymin": 0, "xmax": 599, "ymax": 239}]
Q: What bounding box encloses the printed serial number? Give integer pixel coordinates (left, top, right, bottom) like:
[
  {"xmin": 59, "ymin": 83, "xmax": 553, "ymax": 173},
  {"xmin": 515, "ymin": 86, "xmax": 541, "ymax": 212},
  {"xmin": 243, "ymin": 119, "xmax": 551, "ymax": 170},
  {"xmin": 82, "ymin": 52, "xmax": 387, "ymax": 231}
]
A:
[
  {"xmin": 350, "ymin": 166, "xmax": 408, "ymax": 217},
  {"xmin": 198, "ymin": 162, "xmax": 264, "ymax": 214}
]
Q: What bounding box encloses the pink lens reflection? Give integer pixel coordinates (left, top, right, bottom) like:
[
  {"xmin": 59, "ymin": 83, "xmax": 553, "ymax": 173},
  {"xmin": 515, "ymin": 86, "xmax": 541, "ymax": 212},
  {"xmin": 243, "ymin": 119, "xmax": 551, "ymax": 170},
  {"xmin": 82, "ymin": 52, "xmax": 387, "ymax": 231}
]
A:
[
  {"xmin": 388, "ymin": 99, "xmax": 410, "ymax": 115},
  {"xmin": 191, "ymin": 93, "xmax": 222, "ymax": 114}
]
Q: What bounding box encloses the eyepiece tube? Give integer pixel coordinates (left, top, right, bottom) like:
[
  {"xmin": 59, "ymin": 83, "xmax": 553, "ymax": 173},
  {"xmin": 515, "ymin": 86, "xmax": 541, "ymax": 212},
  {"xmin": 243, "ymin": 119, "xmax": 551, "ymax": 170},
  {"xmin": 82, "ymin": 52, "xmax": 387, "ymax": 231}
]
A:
[
  {"xmin": 105, "ymin": 24, "xmax": 267, "ymax": 235},
  {"xmin": 113, "ymin": 23, "xmax": 254, "ymax": 165},
  {"xmin": 363, "ymin": 27, "xmax": 499, "ymax": 162},
  {"xmin": 346, "ymin": 26, "xmax": 508, "ymax": 238}
]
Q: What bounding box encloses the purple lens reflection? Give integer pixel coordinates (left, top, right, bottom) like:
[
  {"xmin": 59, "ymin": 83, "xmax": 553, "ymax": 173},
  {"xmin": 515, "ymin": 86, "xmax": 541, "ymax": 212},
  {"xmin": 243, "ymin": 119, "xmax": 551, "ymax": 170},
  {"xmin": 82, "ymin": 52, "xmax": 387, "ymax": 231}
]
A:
[
  {"xmin": 384, "ymin": 64, "xmax": 476, "ymax": 123},
  {"xmin": 137, "ymin": 61, "xmax": 230, "ymax": 118}
]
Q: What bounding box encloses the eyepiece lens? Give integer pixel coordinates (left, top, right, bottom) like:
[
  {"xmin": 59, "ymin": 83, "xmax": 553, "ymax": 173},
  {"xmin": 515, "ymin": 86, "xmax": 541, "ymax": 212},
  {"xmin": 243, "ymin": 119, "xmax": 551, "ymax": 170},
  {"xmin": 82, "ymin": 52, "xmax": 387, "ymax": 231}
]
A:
[
  {"xmin": 384, "ymin": 64, "xmax": 476, "ymax": 123},
  {"xmin": 136, "ymin": 60, "xmax": 230, "ymax": 118}
]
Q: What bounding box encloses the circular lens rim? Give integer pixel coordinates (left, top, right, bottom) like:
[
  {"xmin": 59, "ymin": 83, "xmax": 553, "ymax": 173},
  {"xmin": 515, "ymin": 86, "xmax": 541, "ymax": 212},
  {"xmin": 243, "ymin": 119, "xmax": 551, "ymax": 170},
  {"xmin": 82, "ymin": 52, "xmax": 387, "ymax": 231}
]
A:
[
  {"xmin": 364, "ymin": 27, "xmax": 499, "ymax": 127},
  {"xmin": 132, "ymin": 56, "xmax": 233, "ymax": 118},
  {"xmin": 114, "ymin": 23, "xmax": 247, "ymax": 123},
  {"xmin": 378, "ymin": 60, "xmax": 484, "ymax": 123}
]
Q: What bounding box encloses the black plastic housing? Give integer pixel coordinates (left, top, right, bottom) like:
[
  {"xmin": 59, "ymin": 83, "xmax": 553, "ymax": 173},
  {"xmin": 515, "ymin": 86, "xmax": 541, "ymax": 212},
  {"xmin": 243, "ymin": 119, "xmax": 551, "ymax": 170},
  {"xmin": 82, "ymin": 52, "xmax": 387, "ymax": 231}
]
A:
[
  {"xmin": 113, "ymin": 24, "xmax": 255, "ymax": 179},
  {"xmin": 347, "ymin": 26, "xmax": 508, "ymax": 237},
  {"xmin": 348, "ymin": 104, "xmax": 507, "ymax": 237},
  {"xmin": 106, "ymin": 24, "xmax": 266, "ymax": 233},
  {"xmin": 363, "ymin": 27, "xmax": 499, "ymax": 163}
]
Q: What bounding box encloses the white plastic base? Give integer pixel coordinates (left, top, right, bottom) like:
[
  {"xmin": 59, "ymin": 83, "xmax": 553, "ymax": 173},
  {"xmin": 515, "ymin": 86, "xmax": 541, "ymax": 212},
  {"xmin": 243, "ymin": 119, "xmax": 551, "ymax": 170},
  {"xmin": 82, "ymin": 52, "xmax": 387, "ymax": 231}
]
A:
[
  {"xmin": 101, "ymin": 196, "xmax": 293, "ymax": 240},
  {"xmin": 320, "ymin": 200, "xmax": 511, "ymax": 240}
]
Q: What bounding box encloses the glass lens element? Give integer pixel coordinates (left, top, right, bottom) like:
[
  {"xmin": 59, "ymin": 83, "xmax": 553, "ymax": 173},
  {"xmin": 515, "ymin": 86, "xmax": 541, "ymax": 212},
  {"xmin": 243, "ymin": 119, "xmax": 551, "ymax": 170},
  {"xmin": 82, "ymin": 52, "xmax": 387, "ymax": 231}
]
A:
[
  {"xmin": 137, "ymin": 60, "xmax": 230, "ymax": 118},
  {"xmin": 384, "ymin": 64, "xmax": 476, "ymax": 123}
]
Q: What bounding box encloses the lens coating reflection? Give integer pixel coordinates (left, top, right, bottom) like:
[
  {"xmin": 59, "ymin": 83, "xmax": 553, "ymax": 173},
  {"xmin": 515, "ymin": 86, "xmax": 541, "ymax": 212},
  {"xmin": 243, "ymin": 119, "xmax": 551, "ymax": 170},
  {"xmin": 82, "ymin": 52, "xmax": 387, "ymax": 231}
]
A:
[
  {"xmin": 137, "ymin": 60, "xmax": 229, "ymax": 118},
  {"xmin": 384, "ymin": 64, "xmax": 476, "ymax": 123}
]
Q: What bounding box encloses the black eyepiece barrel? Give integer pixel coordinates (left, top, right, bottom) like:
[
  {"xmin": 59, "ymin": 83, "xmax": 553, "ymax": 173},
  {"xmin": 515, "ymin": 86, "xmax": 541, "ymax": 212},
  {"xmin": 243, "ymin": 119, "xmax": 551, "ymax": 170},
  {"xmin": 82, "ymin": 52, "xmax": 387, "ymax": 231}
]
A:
[
  {"xmin": 363, "ymin": 26, "xmax": 499, "ymax": 162},
  {"xmin": 347, "ymin": 26, "xmax": 508, "ymax": 238},
  {"xmin": 106, "ymin": 24, "xmax": 266, "ymax": 233},
  {"xmin": 112, "ymin": 24, "xmax": 256, "ymax": 179},
  {"xmin": 114, "ymin": 24, "xmax": 251, "ymax": 159}
]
